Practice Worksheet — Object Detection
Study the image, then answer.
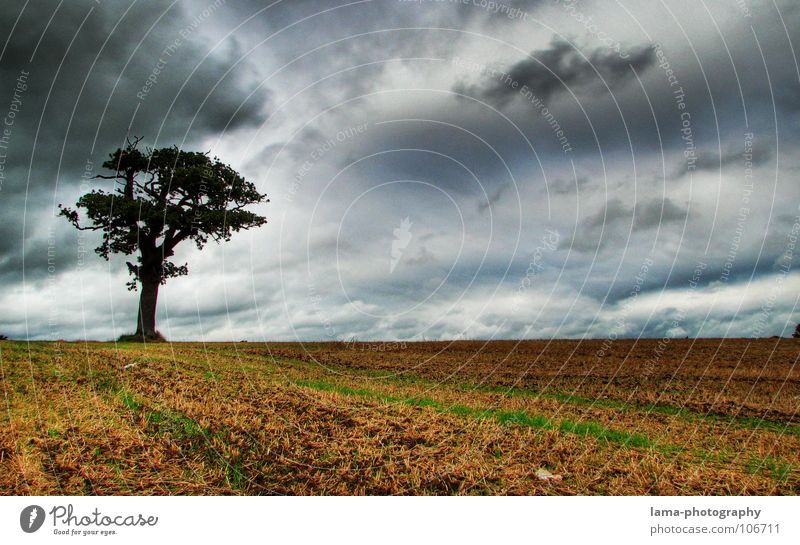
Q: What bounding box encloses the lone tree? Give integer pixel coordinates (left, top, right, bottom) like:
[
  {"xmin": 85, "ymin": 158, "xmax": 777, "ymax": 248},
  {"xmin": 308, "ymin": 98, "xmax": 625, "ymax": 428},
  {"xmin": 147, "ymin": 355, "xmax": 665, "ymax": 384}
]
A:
[{"xmin": 60, "ymin": 138, "xmax": 268, "ymax": 340}]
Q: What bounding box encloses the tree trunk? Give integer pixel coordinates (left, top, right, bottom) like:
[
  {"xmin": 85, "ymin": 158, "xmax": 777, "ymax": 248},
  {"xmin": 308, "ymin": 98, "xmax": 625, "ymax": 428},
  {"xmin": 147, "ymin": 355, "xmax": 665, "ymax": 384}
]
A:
[{"xmin": 135, "ymin": 274, "xmax": 160, "ymax": 339}]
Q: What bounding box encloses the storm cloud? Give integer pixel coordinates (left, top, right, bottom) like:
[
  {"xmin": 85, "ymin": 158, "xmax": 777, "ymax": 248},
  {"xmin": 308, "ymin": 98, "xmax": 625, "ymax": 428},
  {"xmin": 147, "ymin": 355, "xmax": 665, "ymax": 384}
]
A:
[
  {"xmin": 1, "ymin": 0, "xmax": 800, "ymax": 342},
  {"xmin": 455, "ymin": 37, "xmax": 656, "ymax": 108}
]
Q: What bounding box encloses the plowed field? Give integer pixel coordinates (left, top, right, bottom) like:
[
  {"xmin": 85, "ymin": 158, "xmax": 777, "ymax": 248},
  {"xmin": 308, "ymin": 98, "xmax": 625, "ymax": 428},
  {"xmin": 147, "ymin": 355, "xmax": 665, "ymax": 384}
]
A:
[{"xmin": 1, "ymin": 339, "xmax": 797, "ymax": 495}]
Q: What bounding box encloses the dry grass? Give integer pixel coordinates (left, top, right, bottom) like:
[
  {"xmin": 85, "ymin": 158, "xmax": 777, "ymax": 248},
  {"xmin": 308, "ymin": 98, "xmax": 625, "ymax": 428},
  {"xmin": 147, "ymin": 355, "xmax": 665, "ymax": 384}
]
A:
[{"xmin": 0, "ymin": 339, "xmax": 797, "ymax": 495}]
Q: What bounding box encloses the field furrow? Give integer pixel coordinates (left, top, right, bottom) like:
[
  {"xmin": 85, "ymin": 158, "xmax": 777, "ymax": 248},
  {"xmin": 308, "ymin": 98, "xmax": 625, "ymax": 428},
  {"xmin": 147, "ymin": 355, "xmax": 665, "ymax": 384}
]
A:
[{"xmin": 1, "ymin": 340, "xmax": 797, "ymax": 495}]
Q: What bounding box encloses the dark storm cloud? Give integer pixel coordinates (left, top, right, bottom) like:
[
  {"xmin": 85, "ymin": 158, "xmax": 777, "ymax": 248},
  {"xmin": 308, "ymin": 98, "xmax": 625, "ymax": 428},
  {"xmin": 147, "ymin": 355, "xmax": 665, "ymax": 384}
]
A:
[
  {"xmin": 548, "ymin": 175, "xmax": 590, "ymax": 195},
  {"xmin": 455, "ymin": 38, "xmax": 656, "ymax": 108},
  {"xmin": 633, "ymin": 198, "xmax": 687, "ymax": 229},
  {"xmin": 443, "ymin": 0, "xmax": 800, "ymax": 173},
  {"xmin": 0, "ymin": 212, "xmax": 69, "ymax": 285},
  {"xmin": 477, "ymin": 183, "xmax": 509, "ymax": 214},
  {"xmin": 227, "ymin": 0, "xmax": 546, "ymax": 32},
  {"xmin": 333, "ymin": 115, "xmax": 525, "ymax": 196},
  {"xmin": 2, "ymin": 0, "xmax": 800, "ymax": 341},
  {"xmin": 564, "ymin": 197, "xmax": 688, "ymax": 253},
  {"xmin": 583, "ymin": 197, "xmax": 687, "ymax": 231},
  {"xmin": 672, "ymin": 144, "xmax": 773, "ymax": 177},
  {"xmin": 1, "ymin": 0, "xmax": 270, "ymax": 172}
]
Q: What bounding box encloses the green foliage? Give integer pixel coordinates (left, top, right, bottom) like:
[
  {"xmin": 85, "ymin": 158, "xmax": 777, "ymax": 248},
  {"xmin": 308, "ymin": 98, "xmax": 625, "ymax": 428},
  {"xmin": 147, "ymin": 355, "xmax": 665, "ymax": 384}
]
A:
[
  {"xmin": 59, "ymin": 138, "xmax": 268, "ymax": 290},
  {"xmin": 118, "ymin": 390, "xmax": 142, "ymax": 412}
]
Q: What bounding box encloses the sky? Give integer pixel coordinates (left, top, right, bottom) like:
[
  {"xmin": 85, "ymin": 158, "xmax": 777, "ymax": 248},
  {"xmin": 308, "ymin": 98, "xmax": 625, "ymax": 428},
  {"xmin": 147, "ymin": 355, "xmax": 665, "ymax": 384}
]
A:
[{"xmin": 1, "ymin": 0, "xmax": 799, "ymax": 342}]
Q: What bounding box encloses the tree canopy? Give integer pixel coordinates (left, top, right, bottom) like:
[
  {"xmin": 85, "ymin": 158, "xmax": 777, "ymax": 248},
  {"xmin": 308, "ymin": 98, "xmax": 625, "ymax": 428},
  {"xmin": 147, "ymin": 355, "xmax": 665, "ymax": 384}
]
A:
[{"xmin": 60, "ymin": 138, "xmax": 268, "ymax": 339}]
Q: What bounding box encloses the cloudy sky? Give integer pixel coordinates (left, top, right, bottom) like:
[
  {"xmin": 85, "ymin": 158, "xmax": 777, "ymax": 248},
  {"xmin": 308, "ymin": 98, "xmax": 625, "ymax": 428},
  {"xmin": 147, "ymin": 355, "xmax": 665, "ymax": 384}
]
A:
[{"xmin": 1, "ymin": 0, "xmax": 799, "ymax": 341}]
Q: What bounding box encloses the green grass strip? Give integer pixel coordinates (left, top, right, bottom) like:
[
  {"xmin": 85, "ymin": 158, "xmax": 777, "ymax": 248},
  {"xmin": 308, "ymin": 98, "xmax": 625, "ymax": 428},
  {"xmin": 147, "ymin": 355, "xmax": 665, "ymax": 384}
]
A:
[
  {"xmin": 295, "ymin": 377, "xmax": 800, "ymax": 481},
  {"xmin": 466, "ymin": 384, "xmax": 800, "ymax": 439},
  {"xmin": 112, "ymin": 388, "xmax": 248, "ymax": 491},
  {"xmin": 245, "ymin": 352, "xmax": 800, "ymax": 439},
  {"xmin": 293, "ymin": 378, "xmax": 659, "ymax": 450}
]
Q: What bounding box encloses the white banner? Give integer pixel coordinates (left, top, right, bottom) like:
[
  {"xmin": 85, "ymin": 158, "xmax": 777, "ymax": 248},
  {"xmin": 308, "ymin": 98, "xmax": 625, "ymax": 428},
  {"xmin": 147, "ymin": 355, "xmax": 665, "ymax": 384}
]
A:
[{"xmin": 1, "ymin": 496, "xmax": 798, "ymax": 544}]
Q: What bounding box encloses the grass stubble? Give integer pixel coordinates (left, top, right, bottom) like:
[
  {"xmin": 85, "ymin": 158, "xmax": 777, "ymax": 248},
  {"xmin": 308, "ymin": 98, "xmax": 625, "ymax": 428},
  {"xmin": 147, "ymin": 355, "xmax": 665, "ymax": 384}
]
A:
[{"xmin": 0, "ymin": 339, "xmax": 797, "ymax": 495}]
